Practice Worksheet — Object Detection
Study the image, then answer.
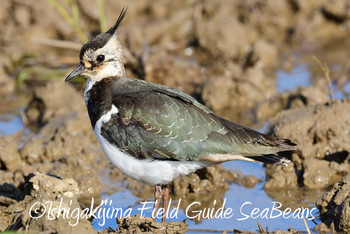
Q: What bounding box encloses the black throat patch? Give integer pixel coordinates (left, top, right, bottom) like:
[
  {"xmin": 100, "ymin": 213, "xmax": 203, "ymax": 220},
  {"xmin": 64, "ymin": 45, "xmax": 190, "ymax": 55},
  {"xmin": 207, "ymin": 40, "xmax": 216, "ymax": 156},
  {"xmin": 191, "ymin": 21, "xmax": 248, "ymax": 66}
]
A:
[{"xmin": 85, "ymin": 78, "xmax": 114, "ymax": 128}]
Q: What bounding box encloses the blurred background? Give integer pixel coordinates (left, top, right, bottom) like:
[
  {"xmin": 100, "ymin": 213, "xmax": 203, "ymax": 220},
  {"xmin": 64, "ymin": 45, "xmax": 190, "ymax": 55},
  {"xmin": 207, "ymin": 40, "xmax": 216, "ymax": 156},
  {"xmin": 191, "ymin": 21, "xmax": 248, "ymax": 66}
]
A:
[{"xmin": 1, "ymin": 0, "xmax": 350, "ymax": 233}]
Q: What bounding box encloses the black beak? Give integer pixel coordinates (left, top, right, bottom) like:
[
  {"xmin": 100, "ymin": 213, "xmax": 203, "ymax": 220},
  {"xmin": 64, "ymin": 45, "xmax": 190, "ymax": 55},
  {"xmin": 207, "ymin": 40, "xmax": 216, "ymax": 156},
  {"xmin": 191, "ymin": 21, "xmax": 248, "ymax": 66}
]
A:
[{"xmin": 65, "ymin": 64, "xmax": 86, "ymax": 82}]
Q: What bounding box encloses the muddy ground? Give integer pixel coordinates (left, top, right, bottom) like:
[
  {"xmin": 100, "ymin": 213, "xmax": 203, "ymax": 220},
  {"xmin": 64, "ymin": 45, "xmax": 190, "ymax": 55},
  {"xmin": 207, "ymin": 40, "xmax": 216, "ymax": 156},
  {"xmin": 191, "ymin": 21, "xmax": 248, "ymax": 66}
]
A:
[{"xmin": 1, "ymin": 0, "xmax": 350, "ymax": 233}]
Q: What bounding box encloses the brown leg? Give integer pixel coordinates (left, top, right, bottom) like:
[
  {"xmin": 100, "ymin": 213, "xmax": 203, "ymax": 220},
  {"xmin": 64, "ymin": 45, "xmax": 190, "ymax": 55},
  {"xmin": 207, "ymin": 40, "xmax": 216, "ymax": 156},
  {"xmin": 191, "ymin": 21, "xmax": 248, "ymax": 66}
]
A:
[
  {"xmin": 153, "ymin": 184, "xmax": 162, "ymax": 221},
  {"xmin": 162, "ymin": 185, "xmax": 169, "ymax": 222}
]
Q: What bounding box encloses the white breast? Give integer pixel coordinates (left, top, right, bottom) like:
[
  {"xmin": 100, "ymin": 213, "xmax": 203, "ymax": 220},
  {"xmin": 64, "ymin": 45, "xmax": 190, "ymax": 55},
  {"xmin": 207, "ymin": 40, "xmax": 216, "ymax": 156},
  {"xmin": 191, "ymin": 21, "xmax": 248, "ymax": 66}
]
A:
[{"xmin": 94, "ymin": 105, "xmax": 211, "ymax": 185}]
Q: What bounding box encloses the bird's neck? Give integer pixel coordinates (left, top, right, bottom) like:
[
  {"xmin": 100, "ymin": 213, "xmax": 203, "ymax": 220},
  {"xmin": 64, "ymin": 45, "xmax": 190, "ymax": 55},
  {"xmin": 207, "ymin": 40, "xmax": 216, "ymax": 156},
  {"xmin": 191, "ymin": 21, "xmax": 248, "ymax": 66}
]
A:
[{"xmin": 84, "ymin": 78, "xmax": 115, "ymax": 128}]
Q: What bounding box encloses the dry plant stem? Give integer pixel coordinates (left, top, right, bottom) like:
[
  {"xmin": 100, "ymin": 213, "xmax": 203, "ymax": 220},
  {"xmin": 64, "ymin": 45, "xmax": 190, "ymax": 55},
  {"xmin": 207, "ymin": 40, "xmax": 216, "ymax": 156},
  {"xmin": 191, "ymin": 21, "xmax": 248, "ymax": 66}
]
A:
[
  {"xmin": 46, "ymin": 0, "xmax": 72, "ymax": 24},
  {"xmin": 33, "ymin": 38, "xmax": 137, "ymax": 67},
  {"xmin": 92, "ymin": 198, "xmax": 109, "ymax": 216},
  {"xmin": 302, "ymin": 216, "xmax": 311, "ymax": 234},
  {"xmin": 71, "ymin": 2, "xmax": 81, "ymax": 35},
  {"xmin": 313, "ymin": 56, "xmax": 334, "ymax": 101},
  {"xmin": 32, "ymin": 38, "xmax": 82, "ymax": 50},
  {"xmin": 257, "ymin": 221, "xmax": 265, "ymax": 233},
  {"xmin": 46, "ymin": 0, "xmax": 88, "ymax": 43},
  {"xmin": 98, "ymin": 0, "xmax": 107, "ymax": 32}
]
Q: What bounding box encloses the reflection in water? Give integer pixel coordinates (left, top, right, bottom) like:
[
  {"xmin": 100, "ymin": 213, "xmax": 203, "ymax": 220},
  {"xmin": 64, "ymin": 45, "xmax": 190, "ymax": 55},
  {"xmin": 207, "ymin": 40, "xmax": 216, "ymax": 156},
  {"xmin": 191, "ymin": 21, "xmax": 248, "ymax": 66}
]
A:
[
  {"xmin": 265, "ymin": 186, "xmax": 326, "ymax": 210},
  {"xmin": 93, "ymin": 162, "xmax": 318, "ymax": 232}
]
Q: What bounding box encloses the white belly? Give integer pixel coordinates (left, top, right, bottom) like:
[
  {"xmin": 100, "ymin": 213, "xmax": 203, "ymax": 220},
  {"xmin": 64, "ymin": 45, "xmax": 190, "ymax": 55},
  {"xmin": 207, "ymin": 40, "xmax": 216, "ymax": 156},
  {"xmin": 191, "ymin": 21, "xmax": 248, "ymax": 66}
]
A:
[{"xmin": 93, "ymin": 105, "xmax": 210, "ymax": 185}]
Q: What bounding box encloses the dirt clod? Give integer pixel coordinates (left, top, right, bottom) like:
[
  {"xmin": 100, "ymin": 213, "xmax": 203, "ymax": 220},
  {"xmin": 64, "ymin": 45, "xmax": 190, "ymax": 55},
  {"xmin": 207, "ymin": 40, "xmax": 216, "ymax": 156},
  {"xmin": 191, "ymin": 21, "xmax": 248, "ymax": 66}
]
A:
[
  {"xmin": 271, "ymin": 99, "xmax": 350, "ymax": 161},
  {"xmin": 303, "ymin": 158, "xmax": 342, "ymax": 189},
  {"xmin": 25, "ymin": 81, "xmax": 86, "ymax": 129},
  {"xmin": 265, "ymin": 163, "xmax": 298, "ymax": 190},
  {"xmin": 316, "ymin": 175, "xmax": 350, "ymax": 232},
  {"xmin": 0, "ymin": 136, "xmax": 23, "ymax": 171},
  {"xmin": 267, "ymin": 99, "xmax": 350, "ymax": 189},
  {"xmin": 116, "ymin": 214, "xmax": 188, "ymax": 234},
  {"xmin": 1, "ymin": 172, "xmax": 96, "ymax": 233}
]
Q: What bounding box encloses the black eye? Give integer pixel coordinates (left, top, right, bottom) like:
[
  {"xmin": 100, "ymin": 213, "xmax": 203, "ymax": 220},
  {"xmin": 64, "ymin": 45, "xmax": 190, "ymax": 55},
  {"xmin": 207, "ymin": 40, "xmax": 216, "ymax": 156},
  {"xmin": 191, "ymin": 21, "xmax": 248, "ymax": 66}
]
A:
[{"xmin": 96, "ymin": 55, "xmax": 105, "ymax": 62}]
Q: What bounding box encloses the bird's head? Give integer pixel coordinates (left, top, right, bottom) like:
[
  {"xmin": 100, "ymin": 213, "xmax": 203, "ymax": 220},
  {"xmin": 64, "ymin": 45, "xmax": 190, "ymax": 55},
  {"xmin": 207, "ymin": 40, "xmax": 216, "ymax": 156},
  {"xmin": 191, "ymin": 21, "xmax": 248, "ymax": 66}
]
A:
[{"xmin": 65, "ymin": 7, "xmax": 127, "ymax": 82}]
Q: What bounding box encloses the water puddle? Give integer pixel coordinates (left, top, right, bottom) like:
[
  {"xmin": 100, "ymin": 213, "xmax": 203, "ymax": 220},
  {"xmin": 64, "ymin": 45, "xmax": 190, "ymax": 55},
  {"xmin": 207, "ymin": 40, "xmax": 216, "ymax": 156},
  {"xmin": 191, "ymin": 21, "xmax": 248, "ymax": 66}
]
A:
[
  {"xmin": 0, "ymin": 95, "xmax": 28, "ymax": 137},
  {"xmin": 0, "ymin": 114, "xmax": 25, "ymax": 137},
  {"xmin": 276, "ymin": 56, "xmax": 350, "ymax": 100},
  {"xmin": 332, "ymin": 81, "xmax": 350, "ymax": 100},
  {"xmin": 276, "ymin": 63, "xmax": 312, "ymax": 92},
  {"xmin": 91, "ymin": 190, "xmax": 140, "ymax": 230}
]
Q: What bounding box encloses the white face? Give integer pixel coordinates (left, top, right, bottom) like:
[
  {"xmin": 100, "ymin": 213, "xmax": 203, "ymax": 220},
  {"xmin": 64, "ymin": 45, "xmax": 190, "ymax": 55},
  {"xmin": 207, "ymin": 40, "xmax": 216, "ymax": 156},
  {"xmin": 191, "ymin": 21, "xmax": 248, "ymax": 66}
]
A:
[{"xmin": 81, "ymin": 34, "xmax": 125, "ymax": 81}]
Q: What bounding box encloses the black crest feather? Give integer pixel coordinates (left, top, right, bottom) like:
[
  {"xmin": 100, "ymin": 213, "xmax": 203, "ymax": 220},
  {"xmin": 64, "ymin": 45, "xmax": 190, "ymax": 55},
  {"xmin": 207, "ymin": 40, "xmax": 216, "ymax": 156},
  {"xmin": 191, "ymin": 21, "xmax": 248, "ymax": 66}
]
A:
[
  {"xmin": 79, "ymin": 7, "xmax": 127, "ymax": 60},
  {"xmin": 106, "ymin": 7, "xmax": 128, "ymax": 35}
]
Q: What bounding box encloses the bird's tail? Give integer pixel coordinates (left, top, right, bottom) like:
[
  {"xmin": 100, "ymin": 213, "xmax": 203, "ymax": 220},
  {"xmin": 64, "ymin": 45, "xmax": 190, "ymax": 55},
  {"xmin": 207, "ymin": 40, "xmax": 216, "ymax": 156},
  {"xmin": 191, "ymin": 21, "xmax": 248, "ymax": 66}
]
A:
[
  {"xmin": 246, "ymin": 153, "xmax": 291, "ymax": 166},
  {"xmin": 215, "ymin": 115, "xmax": 297, "ymax": 166},
  {"xmin": 245, "ymin": 135, "xmax": 297, "ymax": 166}
]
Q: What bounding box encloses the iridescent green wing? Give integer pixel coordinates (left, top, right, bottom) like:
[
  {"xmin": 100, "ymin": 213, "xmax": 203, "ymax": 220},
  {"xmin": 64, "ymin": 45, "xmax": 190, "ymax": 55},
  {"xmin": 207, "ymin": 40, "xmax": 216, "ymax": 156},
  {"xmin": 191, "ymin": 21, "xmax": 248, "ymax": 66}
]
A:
[
  {"xmin": 107, "ymin": 90, "xmax": 230, "ymax": 161},
  {"xmin": 102, "ymin": 79, "xmax": 296, "ymax": 162}
]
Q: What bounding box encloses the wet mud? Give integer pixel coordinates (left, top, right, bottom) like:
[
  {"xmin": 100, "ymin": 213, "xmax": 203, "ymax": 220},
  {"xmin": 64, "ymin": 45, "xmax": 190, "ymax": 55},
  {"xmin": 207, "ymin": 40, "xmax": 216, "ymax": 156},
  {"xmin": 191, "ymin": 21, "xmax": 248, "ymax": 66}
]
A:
[
  {"xmin": 0, "ymin": 173, "xmax": 95, "ymax": 233},
  {"xmin": 266, "ymin": 99, "xmax": 350, "ymax": 187},
  {"xmin": 1, "ymin": 0, "xmax": 350, "ymax": 232},
  {"xmin": 316, "ymin": 175, "xmax": 350, "ymax": 232},
  {"xmin": 265, "ymin": 99, "xmax": 350, "ymax": 230},
  {"xmin": 115, "ymin": 214, "xmax": 188, "ymax": 234}
]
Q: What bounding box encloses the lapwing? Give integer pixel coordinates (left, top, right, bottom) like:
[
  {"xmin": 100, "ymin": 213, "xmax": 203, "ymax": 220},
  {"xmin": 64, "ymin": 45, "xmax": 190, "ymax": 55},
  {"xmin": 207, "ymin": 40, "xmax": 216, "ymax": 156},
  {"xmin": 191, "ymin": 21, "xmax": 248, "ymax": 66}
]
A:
[{"xmin": 65, "ymin": 8, "xmax": 297, "ymax": 222}]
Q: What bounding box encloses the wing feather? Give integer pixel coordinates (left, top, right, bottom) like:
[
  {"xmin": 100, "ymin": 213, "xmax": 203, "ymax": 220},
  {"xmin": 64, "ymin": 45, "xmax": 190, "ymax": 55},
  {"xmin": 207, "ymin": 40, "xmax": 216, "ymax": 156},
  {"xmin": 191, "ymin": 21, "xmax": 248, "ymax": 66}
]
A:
[{"xmin": 102, "ymin": 79, "xmax": 296, "ymax": 162}]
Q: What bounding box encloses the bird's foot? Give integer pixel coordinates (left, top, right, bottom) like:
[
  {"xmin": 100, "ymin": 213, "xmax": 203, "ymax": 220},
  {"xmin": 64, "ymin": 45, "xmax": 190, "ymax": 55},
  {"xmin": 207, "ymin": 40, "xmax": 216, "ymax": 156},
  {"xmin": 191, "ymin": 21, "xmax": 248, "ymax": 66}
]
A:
[{"xmin": 275, "ymin": 158, "xmax": 291, "ymax": 166}]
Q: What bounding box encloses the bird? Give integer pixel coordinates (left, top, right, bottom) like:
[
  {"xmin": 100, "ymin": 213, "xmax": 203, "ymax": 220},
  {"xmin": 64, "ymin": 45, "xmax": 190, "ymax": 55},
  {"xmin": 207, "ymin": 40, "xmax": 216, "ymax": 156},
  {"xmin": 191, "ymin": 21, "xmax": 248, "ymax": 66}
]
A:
[{"xmin": 65, "ymin": 8, "xmax": 297, "ymax": 222}]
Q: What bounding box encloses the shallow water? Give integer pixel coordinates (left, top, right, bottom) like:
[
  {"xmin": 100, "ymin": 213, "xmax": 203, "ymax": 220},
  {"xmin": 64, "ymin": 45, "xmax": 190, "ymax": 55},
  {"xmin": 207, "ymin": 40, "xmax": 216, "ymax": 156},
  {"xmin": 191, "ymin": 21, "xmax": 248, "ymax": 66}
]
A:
[
  {"xmin": 0, "ymin": 114, "xmax": 24, "ymax": 137},
  {"xmin": 332, "ymin": 82, "xmax": 350, "ymax": 100},
  {"xmin": 277, "ymin": 63, "xmax": 312, "ymax": 92},
  {"xmin": 92, "ymin": 161, "xmax": 318, "ymax": 232}
]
